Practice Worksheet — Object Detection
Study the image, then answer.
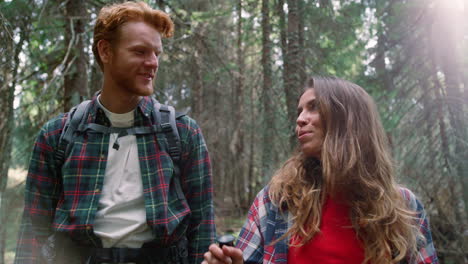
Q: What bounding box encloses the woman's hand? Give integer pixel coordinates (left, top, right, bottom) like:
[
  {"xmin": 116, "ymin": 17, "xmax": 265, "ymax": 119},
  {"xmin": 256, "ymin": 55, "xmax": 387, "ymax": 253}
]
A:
[{"xmin": 202, "ymin": 243, "xmax": 244, "ymax": 264}]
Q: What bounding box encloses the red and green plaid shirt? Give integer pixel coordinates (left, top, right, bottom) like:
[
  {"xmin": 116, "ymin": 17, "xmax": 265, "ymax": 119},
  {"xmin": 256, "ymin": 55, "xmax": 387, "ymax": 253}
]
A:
[{"xmin": 15, "ymin": 96, "xmax": 215, "ymax": 264}]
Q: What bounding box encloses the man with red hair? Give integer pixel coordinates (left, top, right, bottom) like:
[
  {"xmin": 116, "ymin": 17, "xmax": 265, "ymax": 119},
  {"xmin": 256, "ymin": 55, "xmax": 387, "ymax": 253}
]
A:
[{"xmin": 15, "ymin": 2, "xmax": 214, "ymax": 263}]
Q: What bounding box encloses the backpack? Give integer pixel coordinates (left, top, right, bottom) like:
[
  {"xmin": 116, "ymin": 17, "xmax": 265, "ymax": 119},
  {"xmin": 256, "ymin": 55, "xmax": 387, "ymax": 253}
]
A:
[{"xmin": 54, "ymin": 97, "xmax": 186, "ymax": 198}]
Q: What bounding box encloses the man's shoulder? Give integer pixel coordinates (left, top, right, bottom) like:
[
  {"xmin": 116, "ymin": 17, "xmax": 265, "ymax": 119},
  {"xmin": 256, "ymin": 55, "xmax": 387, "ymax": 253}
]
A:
[
  {"xmin": 33, "ymin": 113, "xmax": 68, "ymax": 149},
  {"xmin": 175, "ymin": 114, "xmax": 203, "ymax": 134},
  {"xmin": 40, "ymin": 113, "xmax": 67, "ymax": 135},
  {"xmin": 42, "ymin": 100, "xmax": 95, "ymax": 132}
]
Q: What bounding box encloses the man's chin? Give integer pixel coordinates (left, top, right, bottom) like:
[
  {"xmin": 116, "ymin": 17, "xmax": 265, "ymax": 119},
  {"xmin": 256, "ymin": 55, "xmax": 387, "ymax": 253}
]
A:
[
  {"xmin": 133, "ymin": 86, "xmax": 154, "ymax": 96},
  {"xmin": 140, "ymin": 90, "xmax": 154, "ymax": 96}
]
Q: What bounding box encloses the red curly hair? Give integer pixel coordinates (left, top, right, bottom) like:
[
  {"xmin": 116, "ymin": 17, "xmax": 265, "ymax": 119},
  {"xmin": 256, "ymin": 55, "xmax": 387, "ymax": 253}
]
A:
[{"xmin": 92, "ymin": 1, "xmax": 174, "ymax": 70}]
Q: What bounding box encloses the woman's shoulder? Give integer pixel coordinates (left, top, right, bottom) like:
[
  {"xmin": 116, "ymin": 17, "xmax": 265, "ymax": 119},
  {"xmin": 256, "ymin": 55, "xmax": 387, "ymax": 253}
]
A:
[
  {"xmin": 249, "ymin": 185, "xmax": 281, "ymax": 214},
  {"xmin": 258, "ymin": 185, "xmax": 271, "ymax": 199},
  {"xmin": 252, "ymin": 186, "xmax": 273, "ymax": 208},
  {"xmin": 397, "ymin": 186, "xmax": 424, "ymax": 212}
]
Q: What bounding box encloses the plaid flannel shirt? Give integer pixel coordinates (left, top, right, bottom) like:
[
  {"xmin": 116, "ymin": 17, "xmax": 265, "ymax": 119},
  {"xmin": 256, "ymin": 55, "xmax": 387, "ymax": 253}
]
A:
[
  {"xmin": 236, "ymin": 186, "xmax": 438, "ymax": 264},
  {"xmin": 15, "ymin": 96, "xmax": 215, "ymax": 264}
]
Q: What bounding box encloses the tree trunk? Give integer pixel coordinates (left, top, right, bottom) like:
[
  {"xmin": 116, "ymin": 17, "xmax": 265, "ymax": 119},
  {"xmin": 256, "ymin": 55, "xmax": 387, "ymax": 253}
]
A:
[
  {"xmin": 191, "ymin": 36, "xmax": 204, "ymax": 119},
  {"xmin": 0, "ymin": 83, "xmax": 13, "ymax": 264},
  {"xmin": 276, "ymin": 0, "xmax": 287, "ymax": 66},
  {"xmin": 64, "ymin": 0, "xmax": 88, "ymax": 111},
  {"xmin": 0, "ymin": 19, "xmax": 25, "ymax": 264},
  {"xmin": 248, "ymin": 84, "xmax": 257, "ymax": 204},
  {"xmin": 284, "ymin": 0, "xmax": 302, "ymax": 149},
  {"xmin": 230, "ymin": 0, "xmax": 246, "ymax": 212},
  {"xmin": 261, "ymin": 0, "xmax": 274, "ymax": 182},
  {"xmin": 373, "ymin": 0, "xmax": 394, "ymax": 93},
  {"xmin": 298, "ymin": 0, "xmax": 306, "ymax": 84},
  {"xmin": 89, "ymin": 61, "xmax": 103, "ymax": 97},
  {"xmin": 319, "ymin": 0, "xmax": 331, "ymax": 8}
]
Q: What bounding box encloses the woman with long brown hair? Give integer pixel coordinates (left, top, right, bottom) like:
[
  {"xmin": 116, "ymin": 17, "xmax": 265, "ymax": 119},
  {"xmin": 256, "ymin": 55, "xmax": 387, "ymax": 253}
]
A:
[{"xmin": 203, "ymin": 76, "xmax": 438, "ymax": 264}]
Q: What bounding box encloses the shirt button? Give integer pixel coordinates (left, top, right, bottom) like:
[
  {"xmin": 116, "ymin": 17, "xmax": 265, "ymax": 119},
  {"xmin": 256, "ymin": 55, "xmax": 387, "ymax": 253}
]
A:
[
  {"xmin": 86, "ymin": 225, "xmax": 92, "ymax": 230},
  {"xmin": 100, "ymin": 154, "xmax": 105, "ymax": 159},
  {"xmin": 95, "ymin": 188, "xmax": 100, "ymax": 192}
]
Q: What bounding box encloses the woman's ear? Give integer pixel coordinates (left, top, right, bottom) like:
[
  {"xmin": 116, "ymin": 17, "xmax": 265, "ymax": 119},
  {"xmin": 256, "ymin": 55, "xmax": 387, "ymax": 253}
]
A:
[{"xmin": 97, "ymin": 39, "xmax": 112, "ymax": 64}]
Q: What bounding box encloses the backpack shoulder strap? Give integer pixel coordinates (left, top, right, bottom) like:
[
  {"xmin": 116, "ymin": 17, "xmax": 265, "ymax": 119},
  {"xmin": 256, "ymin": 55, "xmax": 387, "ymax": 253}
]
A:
[
  {"xmin": 151, "ymin": 98, "xmax": 186, "ymax": 200},
  {"xmin": 55, "ymin": 100, "xmax": 91, "ymax": 170},
  {"xmin": 175, "ymin": 110, "xmax": 187, "ymax": 119},
  {"xmin": 151, "ymin": 98, "xmax": 184, "ymax": 162}
]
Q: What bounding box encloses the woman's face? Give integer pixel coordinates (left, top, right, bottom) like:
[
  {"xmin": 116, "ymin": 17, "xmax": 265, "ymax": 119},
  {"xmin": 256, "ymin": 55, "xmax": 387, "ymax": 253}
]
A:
[{"xmin": 296, "ymin": 89, "xmax": 324, "ymax": 159}]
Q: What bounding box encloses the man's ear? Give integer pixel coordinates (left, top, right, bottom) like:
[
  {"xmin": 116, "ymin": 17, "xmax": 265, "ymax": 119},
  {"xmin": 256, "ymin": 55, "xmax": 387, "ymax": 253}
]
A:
[{"xmin": 97, "ymin": 39, "xmax": 112, "ymax": 64}]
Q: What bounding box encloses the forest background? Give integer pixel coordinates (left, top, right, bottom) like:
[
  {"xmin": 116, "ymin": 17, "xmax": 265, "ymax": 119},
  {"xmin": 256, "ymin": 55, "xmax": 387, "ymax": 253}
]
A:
[{"xmin": 0, "ymin": 0, "xmax": 466, "ymax": 263}]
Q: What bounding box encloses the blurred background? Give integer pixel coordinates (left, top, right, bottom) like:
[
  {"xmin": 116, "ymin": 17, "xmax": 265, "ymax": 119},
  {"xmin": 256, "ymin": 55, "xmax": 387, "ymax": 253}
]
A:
[{"xmin": 0, "ymin": 0, "xmax": 466, "ymax": 263}]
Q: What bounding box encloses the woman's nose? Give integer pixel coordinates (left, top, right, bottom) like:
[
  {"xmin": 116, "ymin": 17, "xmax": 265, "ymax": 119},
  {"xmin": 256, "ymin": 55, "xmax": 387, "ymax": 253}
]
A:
[{"xmin": 296, "ymin": 113, "xmax": 307, "ymax": 127}]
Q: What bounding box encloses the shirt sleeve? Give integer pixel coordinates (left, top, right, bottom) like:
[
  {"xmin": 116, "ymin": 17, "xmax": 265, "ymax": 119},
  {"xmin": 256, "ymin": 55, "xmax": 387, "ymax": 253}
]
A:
[
  {"xmin": 15, "ymin": 117, "xmax": 64, "ymax": 264},
  {"xmin": 236, "ymin": 188, "xmax": 268, "ymax": 264},
  {"xmin": 179, "ymin": 117, "xmax": 215, "ymax": 264},
  {"xmin": 401, "ymin": 188, "xmax": 439, "ymax": 264}
]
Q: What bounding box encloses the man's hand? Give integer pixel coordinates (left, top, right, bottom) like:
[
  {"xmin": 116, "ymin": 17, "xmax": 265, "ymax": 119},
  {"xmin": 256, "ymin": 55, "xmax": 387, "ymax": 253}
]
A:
[{"xmin": 202, "ymin": 243, "xmax": 244, "ymax": 264}]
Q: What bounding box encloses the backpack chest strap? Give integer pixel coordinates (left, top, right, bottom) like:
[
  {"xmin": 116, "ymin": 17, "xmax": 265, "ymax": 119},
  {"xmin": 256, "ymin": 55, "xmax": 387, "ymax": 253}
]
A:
[
  {"xmin": 76, "ymin": 123, "xmax": 170, "ymax": 150},
  {"xmin": 76, "ymin": 123, "xmax": 161, "ymax": 135}
]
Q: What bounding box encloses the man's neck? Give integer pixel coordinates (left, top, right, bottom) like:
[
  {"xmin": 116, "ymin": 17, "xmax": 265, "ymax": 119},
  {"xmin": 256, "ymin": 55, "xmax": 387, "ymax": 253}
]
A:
[{"xmin": 100, "ymin": 86, "xmax": 141, "ymax": 114}]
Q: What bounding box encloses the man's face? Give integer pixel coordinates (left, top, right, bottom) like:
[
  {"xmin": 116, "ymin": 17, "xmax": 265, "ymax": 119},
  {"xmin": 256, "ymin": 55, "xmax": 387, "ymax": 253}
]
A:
[{"xmin": 103, "ymin": 21, "xmax": 163, "ymax": 97}]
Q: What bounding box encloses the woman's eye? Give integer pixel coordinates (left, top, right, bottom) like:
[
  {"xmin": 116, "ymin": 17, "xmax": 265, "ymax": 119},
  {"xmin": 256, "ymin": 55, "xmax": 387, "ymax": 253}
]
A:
[{"xmin": 309, "ymin": 101, "xmax": 317, "ymax": 111}]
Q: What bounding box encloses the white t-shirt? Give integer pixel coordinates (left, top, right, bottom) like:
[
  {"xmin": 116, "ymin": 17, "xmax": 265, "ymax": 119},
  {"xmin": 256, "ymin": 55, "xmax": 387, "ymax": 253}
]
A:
[{"xmin": 93, "ymin": 98, "xmax": 153, "ymax": 248}]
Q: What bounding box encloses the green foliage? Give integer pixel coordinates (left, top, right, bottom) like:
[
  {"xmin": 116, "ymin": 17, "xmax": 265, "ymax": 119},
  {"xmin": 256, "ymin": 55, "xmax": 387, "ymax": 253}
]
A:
[{"xmin": 2, "ymin": 0, "xmax": 466, "ymax": 262}]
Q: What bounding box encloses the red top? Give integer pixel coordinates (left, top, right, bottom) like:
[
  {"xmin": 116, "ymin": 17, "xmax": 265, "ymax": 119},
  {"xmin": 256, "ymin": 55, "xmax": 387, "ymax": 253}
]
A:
[{"xmin": 288, "ymin": 197, "xmax": 366, "ymax": 264}]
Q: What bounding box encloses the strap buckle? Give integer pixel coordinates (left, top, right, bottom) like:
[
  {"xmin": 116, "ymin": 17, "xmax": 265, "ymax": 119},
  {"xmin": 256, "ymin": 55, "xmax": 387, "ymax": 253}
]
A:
[
  {"xmin": 91, "ymin": 248, "xmax": 141, "ymax": 263},
  {"xmin": 168, "ymin": 146, "xmax": 181, "ymax": 161},
  {"xmin": 161, "ymin": 123, "xmax": 172, "ymax": 132},
  {"xmin": 169, "ymin": 246, "xmax": 179, "ymax": 262}
]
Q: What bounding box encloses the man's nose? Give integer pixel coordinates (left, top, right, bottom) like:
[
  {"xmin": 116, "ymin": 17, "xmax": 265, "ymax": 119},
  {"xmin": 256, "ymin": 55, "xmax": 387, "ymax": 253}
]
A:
[{"xmin": 145, "ymin": 53, "xmax": 158, "ymax": 68}]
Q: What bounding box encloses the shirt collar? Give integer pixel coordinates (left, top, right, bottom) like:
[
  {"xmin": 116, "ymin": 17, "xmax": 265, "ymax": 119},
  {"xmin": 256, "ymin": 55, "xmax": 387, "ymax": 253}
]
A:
[{"xmin": 86, "ymin": 94, "xmax": 154, "ymax": 127}]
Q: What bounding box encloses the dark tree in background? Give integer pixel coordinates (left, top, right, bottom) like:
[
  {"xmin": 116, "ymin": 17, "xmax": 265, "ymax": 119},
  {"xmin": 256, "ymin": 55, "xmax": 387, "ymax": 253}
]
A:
[
  {"xmin": 0, "ymin": 8, "xmax": 15, "ymax": 263},
  {"xmin": 63, "ymin": 0, "xmax": 89, "ymax": 111}
]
